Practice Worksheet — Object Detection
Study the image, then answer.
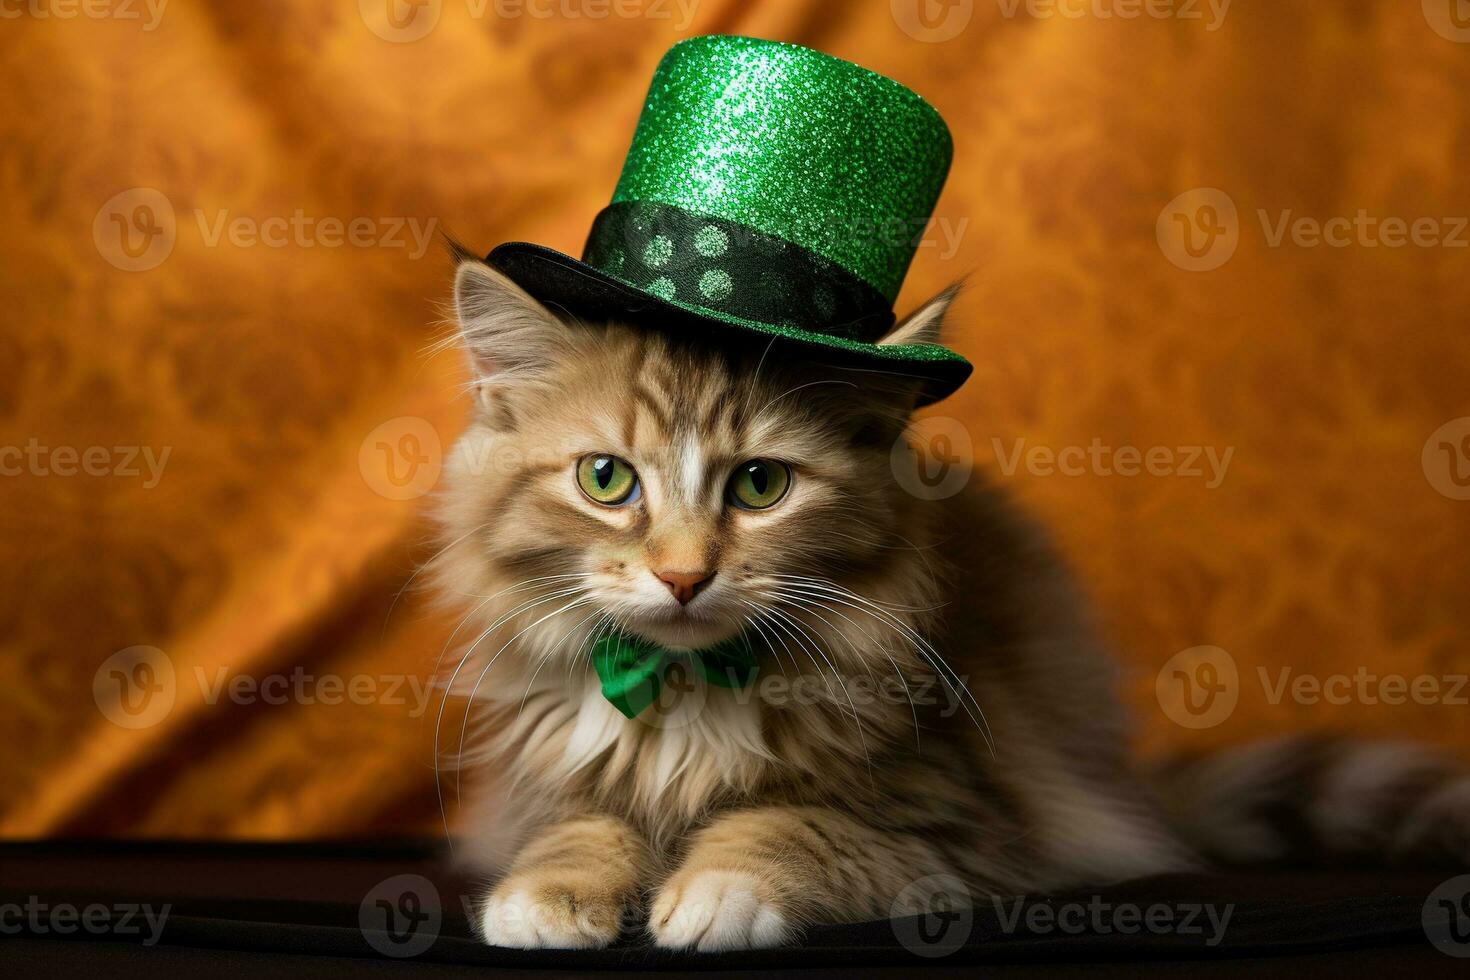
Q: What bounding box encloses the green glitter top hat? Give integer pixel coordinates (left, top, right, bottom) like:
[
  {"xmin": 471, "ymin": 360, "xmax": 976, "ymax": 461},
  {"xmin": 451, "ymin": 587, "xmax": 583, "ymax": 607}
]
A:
[{"xmin": 487, "ymin": 35, "xmax": 972, "ymax": 403}]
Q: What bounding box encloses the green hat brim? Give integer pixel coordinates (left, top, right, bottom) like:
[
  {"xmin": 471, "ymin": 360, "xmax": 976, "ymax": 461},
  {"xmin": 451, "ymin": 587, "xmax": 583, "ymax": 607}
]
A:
[{"xmin": 487, "ymin": 242, "xmax": 972, "ymax": 407}]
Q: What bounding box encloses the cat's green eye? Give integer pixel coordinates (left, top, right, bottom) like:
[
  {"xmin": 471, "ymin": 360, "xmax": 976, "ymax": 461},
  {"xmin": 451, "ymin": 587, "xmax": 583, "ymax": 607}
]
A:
[
  {"xmin": 577, "ymin": 454, "xmax": 639, "ymax": 506},
  {"xmin": 727, "ymin": 459, "xmax": 791, "ymax": 510}
]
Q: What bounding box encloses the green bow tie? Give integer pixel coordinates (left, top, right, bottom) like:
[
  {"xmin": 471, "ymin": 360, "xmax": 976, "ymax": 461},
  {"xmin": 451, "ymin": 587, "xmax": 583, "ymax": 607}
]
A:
[{"xmin": 590, "ymin": 631, "xmax": 758, "ymax": 719}]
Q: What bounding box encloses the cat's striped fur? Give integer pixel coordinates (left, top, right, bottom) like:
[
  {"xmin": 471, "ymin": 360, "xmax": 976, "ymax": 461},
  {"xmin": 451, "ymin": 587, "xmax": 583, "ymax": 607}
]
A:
[{"xmin": 431, "ymin": 257, "xmax": 1469, "ymax": 951}]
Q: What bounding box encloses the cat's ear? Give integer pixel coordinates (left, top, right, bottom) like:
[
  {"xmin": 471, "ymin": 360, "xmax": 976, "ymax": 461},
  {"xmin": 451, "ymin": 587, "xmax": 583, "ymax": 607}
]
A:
[
  {"xmin": 878, "ymin": 282, "xmax": 961, "ymax": 348},
  {"xmin": 847, "ymin": 282, "xmax": 963, "ymax": 423},
  {"xmin": 452, "ymin": 258, "xmax": 564, "ymax": 383}
]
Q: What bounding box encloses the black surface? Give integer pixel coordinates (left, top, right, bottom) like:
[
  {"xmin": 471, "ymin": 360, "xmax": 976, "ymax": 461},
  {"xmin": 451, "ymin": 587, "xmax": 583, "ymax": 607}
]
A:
[{"xmin": 0, "ymin": 839, "xmax": 1466, "ymax": 977}]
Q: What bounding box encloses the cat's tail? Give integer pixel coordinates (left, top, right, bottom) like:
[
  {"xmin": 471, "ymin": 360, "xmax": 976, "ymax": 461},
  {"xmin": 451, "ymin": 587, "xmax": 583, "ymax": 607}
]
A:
[{"xmin": 1150, "ymin": 735, "xmax": 1470, "ymax": 866}]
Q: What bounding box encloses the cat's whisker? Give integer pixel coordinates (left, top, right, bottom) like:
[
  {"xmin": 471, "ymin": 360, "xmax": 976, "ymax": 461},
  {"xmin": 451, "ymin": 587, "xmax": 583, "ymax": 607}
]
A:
[
  {"xmin": 499, "ymin": 604, "xmax": 614, "ymax": 808},
  {"xmin": 746, "ymin": 602, "xmax": 805, "ymax": 678},
  {"xmin": 760, "ymin": 603, "xmax": 874, "ymax": 779},
  {"xmin": 737, "ymin": 335, "xmax": 779, "ymax": 425},
  {"xmin": 763, "ymin": 592, "xmax": 882, "ymax": 711},
  {"xmin": 761, "ymin": 604, "xmax": 842, "ymax": 699},
  {"xmin": 433, "ymin": 580, "xmax": 586, "ymax": 841},
  {"xmin": 568, "ymin": 612, "xmax": 605, "ymax": 685},
  {"xmin": 569, "ymin": 612, "xmax": 616, "ymax": 686},
  {"xmin": 768, "ymin": 589, "xmax": 922, "ymax": 752},
  {"xmin": 735, "ymin": 604, "xmax": 791, "ymax": 679},
  {"xmin": 455, "ymin": 594, "xmax": 597, "ymax": 798},
  {"xmin": 784, "ymin": 592, "xmax": 881, "ymax": 688},
  {"xmin": 772, "ymin": 579, "xmax": 996, "ymax": 758},
  {"xmin": 433, "ymin": 573, "xmax": 589, "ymax": 684},
  {"xmin": 773, "ymin": 573, "xmax": 945, "ymax": 614},
  {"xmin": 732, "ymin": 599, "xmax": 782, "ymax": 667},
  {"xmin": 750, "ymin": 378, "xmax": 858, "ymax": 421},
  {"xmin": 750, "ymin": 602, "xmax": 837, "ymax": 703},
  {"xmin": 580, "ymin": 612, "xmax": 622, "ymax": 685},
  {"xmin": 437, "ymin": 584, "xmax": 588, "ymax": 724},
  {"xmin": 455, "ymin": 573, "xmax": 590, "ymax": 600},
  {"xmin": 770, "ymin": 578, "xmax": 987, "ymax": 746},
  {"xmin": 435, "ymin": 583, "xmax": 589, "ymax": 831},
  {"xmin": 760, "ymin": 591, "xmax": 869, "ymax": 681},
  {"xmin": 777, "ymin": 611, "xmax": 876, "ymax": 784},
  {"xmin": 887, "ymin": 529, "xmax": 947, "ymax": 581},
  {"xmin": 384, "ymin": 521, "xmax": 493, "ymax": 636},
  {"xmin": 520, "ymin": 605, "xmax": 609, "ymax": 721},
  {"xmin": 776, "ymin": 525, "xmax": 927, "ymax": 560}
]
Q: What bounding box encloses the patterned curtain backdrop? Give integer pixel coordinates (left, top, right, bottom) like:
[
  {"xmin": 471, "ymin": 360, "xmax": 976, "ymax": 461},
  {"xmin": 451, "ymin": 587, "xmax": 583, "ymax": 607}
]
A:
[{"xmin": 2, "ymin": 1, "xmax": 1467, "ymax": 838}]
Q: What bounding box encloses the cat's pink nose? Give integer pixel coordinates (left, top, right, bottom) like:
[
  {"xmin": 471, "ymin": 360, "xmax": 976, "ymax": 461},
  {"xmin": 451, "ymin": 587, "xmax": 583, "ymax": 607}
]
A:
[{"xmin": 654, "ymin": 569, "xmax": 714, "ymax": 605}]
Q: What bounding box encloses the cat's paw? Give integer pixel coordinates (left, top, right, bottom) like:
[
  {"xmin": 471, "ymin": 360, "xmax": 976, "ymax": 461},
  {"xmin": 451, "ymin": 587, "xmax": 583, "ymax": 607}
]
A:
[
  {"xmin": 649, "ymin": 869, "xmax": 792, "ymax": 951},
  {"xmin": 477, "ymin": 881, "xmax": 627, "ymax": 949}
]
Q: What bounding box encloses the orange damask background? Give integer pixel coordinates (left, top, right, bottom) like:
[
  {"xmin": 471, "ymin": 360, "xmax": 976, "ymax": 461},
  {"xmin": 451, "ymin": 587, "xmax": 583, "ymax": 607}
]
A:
[{"xmin": 2, "ymin": 1, "xmax": 1468, "ymax": 839}]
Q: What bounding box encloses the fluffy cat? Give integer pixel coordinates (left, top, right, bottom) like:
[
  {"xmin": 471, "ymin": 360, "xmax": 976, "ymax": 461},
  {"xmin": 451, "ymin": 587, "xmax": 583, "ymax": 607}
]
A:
[{"xmin": 429, "ymin": 255, "xmax": 1470, "ymax": 951}]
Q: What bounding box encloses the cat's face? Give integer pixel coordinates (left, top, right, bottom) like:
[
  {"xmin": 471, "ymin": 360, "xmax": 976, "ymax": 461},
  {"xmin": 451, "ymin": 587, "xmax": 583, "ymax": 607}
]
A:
[{"xmin": 436, "ymin": 261, "xmax": 954, "ymax": 666}]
